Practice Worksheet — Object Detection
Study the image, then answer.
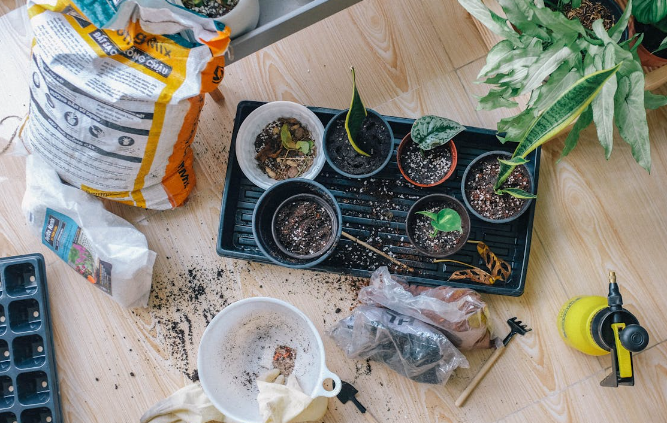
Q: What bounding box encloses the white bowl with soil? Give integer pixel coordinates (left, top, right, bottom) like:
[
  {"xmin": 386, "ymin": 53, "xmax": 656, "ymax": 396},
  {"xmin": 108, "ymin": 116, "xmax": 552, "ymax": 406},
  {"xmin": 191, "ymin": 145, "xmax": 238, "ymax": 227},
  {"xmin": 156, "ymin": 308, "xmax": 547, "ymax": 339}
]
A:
[
  {"xmin": 253, "ymin": 178, "xmax": 342, "ymax": 268},
  {"xmin": 397, "ymin": 133, "xmax": 458, "ymax": 187},
  {"xmin": 461, "ymin": 151, "xmax": 534, "ymax": 223},
  {"xmin": 183, "ymin": 0, "xmax": 260, "ymax": 38},
  {"xmin": 271, "ymin": 193, "xmax": 339, "ymax": 260},
  {"xmin": 198, "ymin": 297, "xmax": 342, "ymax": 423},
  {"xmin": 323, "ymin": 109, "xmax": 394, "ymax": 178},
  {"xmin": 236, "ymin": 101, "xmax": 326, "ymax": 190},
  {"xmin": 405, "ymin": 194, "xmax": 471, "ymax": 258}
]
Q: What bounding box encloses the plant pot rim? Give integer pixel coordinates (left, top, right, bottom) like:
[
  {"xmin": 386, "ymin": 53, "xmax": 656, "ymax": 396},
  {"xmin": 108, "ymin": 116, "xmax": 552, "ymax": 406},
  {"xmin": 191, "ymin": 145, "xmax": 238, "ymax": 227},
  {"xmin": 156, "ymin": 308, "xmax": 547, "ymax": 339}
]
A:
[
  {"xmin": 461, "ymin": 150, "xmax": 534, "ymax": 224},
  {"xmin": 405, "ymin": 194, "xmax": 471, "ymax": 258},
  {"xmin": 271, "ymin": 193, "xmax": 338, "ymax": 260},
  {"xmin": 396, "ymin": 133, "xmax": 458, "ymax": 188},
  {"xmin": 322, "ymin": 108, "xmax": 395, "ymax": 179},
  {"xmin": 628, "ymin": 19, "xmax": 667, "ymax": 68},
  {"xmin": 252, "ymin": 178, "xmax": 342, "ymax": 269}
]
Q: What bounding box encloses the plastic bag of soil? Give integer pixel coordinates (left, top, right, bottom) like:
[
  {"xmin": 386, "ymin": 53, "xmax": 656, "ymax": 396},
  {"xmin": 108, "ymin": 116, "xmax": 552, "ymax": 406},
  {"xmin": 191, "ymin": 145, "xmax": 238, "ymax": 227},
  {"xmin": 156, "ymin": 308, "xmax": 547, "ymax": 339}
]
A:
[
  {"xmin": 329, "ymin": 305, "xmax": 468, "ymax": 384},
  {"xmin": 359, "ymin": 267, "xmax": 496, "ymax": 350}
]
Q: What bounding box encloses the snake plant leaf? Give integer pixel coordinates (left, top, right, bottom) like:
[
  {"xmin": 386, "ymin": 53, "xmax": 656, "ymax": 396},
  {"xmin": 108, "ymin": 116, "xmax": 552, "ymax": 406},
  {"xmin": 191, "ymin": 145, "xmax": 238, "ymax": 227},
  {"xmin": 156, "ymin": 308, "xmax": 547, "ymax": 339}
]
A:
[
  {"xmin": 495, "ymin": 63, "xmax": 622, "ymax": 192},
  {"xmin": 411, "ymin": 116, "xmax": 465, "ymax": 150},
  {"xmin": 614, "ymin": 73, "xmax": 651, "ymax": 172},
  {"xmin": 281, "ymin": 124, "xmax": 297, "ymax": 149},
  {"xmin": 495, "ymin": 187, "xmax": 537, "ymax": 199},
  {"xmin": 645, "ymin": 91, "xmax": 667, "ymax": 109},
  {"xmin": 560, "ymin": 105, "xmax": 593, "ymax": 160},
  {"xmin": 498, "ymin": 156, "xmax": 529, "ymax": 166},
  {"xmin": 634, "ymin": 0, "xmax": 667, "ymax": 24},
  {"xmin": 591, "ymin": 42, "xmax": 617, "ymax": 159},
  {"xmin": 345, "ymin": 67, "xmax": 370, "ymax": 157}
]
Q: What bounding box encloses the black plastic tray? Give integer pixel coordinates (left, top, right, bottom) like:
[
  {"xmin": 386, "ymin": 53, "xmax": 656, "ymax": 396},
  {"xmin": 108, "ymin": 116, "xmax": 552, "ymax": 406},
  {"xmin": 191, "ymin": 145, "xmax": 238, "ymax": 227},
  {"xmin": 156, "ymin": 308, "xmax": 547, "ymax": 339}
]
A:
[
  {"xmin": 217, "ymin": 101, "xmax": 540, "ymax": 296},
  {"xmin": 0, "ymin": 254, "xmax": 63, "ymax": 423}
]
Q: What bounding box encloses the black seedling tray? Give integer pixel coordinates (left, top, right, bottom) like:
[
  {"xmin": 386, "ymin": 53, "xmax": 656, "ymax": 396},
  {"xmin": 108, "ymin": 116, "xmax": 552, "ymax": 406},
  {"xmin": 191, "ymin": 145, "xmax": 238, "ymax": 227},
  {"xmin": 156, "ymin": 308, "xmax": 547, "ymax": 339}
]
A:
[
  {"xmin": 0, "ymin": 254, "xmax": 62, "ymax": 423},
  {"xmin": 217, "ymin": 101, "xmax": 541, "ymax": 296}
]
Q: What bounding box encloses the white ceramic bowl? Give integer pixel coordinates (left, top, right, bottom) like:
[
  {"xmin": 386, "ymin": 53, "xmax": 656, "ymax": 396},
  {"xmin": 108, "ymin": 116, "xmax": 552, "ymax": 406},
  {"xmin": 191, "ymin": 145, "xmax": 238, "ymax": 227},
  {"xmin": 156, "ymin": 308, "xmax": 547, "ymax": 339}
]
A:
[
  {"xmin": 236, "ymin": 101, "xmax": 326, "ymax": 190},
  {"xmin": 216, "ymin": 0, "xmax": 260, "ymax": 38},
  {"xmin": 198, "ymin": 297, "xmax": 341, "ymax": 423}
]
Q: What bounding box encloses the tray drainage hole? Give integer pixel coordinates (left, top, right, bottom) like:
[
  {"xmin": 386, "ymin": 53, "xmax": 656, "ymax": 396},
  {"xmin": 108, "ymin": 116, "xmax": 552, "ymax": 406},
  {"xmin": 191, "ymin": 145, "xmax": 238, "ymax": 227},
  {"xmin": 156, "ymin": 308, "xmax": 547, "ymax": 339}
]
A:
[
  {"xmin": 4, "ymin": 263, "xmax": 38, "ymax": 297},
  {"xmin": 17, "ymin": 371, "xmax": 50, "ymax": 406},
  {"xmin": 0, "ymin": 376, "xmax": 14, "ymax": 408},
  {"xmin": 0, "ymin": 341, "xmax": 9, "ymax": 372},
  {"xmin": 8, "ymin": 299, "xmax": 42, "ymax": 333},
  {"xmin": 12, "ymin": 335, "xmax": 45, "ymax": 370},
  {"xmin": 20, "ymin": 407, "xmax": 52, "ymax": 423},
  {"xmin": 0, "ymin": 412, "xmax": 17, "ymax": 423}
]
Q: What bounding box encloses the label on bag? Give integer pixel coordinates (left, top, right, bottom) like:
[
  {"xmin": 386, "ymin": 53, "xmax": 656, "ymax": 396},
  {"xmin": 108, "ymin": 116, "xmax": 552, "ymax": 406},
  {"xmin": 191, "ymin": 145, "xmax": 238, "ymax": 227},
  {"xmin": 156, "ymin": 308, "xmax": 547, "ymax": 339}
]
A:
[{"xmin": 42, "ymin": 208, "xmax": 112, "ymax": 294}]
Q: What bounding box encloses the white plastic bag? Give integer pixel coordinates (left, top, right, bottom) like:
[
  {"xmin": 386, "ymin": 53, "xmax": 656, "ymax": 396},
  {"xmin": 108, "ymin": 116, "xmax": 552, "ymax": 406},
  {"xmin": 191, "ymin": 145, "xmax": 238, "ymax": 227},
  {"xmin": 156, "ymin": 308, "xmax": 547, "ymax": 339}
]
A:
[{"xmin": 22, "ymin": 155, "xmax": 156, "ymax": 308}]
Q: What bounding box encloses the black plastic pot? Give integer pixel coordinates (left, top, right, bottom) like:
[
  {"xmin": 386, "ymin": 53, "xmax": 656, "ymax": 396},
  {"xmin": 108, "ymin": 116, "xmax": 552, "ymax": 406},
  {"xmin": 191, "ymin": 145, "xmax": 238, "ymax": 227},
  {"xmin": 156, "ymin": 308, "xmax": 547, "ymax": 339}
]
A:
[
  {"xmin": 271, "ymin": 193, "xmax": 338, "ymax": 260},
  {"xmin": 253, "ymin": 179, "xmax": 342, "ymax": 268},
  {"xmin": 405, "ymin": 194, "xmax": 471, "ymax": 258},
  {"xmin": 461, "ymin": 151, "xmax": 534, "ymax": 224},
  {"xmin": 323, "ymin": 109, "xmax": 395, "ymax": 178}
]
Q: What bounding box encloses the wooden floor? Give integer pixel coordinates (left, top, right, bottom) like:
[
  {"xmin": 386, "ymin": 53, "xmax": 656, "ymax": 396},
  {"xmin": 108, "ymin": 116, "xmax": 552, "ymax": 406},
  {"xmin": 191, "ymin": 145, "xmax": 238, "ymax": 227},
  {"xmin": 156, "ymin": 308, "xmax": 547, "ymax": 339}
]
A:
[{"xmin": 1, "ymin": 1, "xmax": 667, "ymax": 422}]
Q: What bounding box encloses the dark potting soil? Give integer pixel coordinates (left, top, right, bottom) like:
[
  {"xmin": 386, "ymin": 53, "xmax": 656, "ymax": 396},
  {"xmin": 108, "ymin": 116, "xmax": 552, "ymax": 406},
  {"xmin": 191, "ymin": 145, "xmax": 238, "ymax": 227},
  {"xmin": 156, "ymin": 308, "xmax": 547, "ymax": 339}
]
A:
[
  {"xmin": 255, "ymin": 117, "xmax": 316, "ymax": 181},
  {"xmin": 400, "ymin": 139, "xmax": 452, "ymax": 185},
  {"xmin": 412, "ymin": 202, "xmax": 464, "ymax": 255},
  {"xmin": 561, "ymin": 0, "xmax": 615, "ymax": 31},
  {"xmin": 326, "ymin": 113, "xmax": 392, "ymax": 175},
  {"xmin": 635, "ymin": 22, "xmax": 667, "ymax": 59},
  {"xmin": 275, "ymin": 199, "xmax": 333, "ymax": 256},
  {"xmin": 182, "ymin": 0, "xmax": 239, "ymax": 18},
  {"xmin": 465, "ymin": 156, "xmax": 531, "ymax": 220}
]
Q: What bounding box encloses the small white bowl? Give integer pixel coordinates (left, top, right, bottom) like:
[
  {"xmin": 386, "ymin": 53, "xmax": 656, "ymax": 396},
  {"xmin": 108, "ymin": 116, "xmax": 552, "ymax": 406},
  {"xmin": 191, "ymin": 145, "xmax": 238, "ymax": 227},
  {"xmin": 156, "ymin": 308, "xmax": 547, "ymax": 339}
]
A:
[
  {"xmin": 198, "ymin": 297, "xmax": 342, "ymax": 423},
  {"xmin": 236, "ymin": 101, "xmax": 325, "ymax": 190}
]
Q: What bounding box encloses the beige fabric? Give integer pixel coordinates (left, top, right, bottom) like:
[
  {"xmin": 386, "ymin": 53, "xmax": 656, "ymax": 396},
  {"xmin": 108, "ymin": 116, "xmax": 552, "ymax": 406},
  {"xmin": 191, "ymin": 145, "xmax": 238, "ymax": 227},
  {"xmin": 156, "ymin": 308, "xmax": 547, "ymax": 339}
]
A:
[
  {"xmin": 257, "ymin": 371, "xmax": 328, "ymax": 423},
  {"xmin": 140, "ymin": 383, "xmax": 225, "ymax": 423}
]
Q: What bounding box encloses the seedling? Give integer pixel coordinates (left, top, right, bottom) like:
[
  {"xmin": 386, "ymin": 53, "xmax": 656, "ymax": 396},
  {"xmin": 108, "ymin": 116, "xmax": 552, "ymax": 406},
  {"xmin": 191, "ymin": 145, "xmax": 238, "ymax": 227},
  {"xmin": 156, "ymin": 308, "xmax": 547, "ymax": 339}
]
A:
[
  {"xmin": 417, "ymin": 208, "xmax": 462, "ymax": 237},
  {"xmin": 345, "ymin": 67, "xmax": 370, "ymax": 157},
  {"xmin": 281, "ymin": 124, "xmax": 314, "ymax": 155}
]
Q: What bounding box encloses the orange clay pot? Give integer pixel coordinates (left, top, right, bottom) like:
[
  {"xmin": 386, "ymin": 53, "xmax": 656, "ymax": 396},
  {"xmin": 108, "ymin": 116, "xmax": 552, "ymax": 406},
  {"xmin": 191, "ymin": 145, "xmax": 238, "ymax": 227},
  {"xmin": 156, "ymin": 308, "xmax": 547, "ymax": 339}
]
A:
[{"xmin": 397, "ymin": 133, "xmax": 458, "ymax": 188}]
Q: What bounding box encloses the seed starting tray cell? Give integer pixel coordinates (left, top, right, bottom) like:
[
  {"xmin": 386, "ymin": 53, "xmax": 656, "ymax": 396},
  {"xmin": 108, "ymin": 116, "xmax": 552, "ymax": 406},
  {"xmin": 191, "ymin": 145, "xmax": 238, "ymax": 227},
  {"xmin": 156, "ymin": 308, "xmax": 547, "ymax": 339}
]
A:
[
  {"xmin": 0, "ymin": 254, "xmax": 62, "ymax": 423},
  {"xmin": 218, "ymin": 101, "xmax": 541, "ymax": 296}
]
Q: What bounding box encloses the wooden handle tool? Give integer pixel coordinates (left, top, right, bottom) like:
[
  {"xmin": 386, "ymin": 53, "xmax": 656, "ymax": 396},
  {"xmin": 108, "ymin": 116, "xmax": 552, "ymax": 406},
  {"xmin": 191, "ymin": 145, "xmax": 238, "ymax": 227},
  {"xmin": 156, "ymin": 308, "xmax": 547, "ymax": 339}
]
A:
[{"xmin": 455, "ymin": 344, "xmax": 505, "ymax": 407}]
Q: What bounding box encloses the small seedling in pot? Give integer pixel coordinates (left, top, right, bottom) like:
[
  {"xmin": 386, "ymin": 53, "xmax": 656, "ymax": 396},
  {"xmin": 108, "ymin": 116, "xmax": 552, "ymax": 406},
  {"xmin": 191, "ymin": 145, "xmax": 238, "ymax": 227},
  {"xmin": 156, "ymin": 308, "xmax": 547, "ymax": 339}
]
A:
[
  {"xmin": 416, "ymin": 208, "xmax": 462, "ymax": 238},
  {"xmin": 281, "ymin": 124, "xmax": 314, "ymax": 155},
  {"xmin": 255, "ymin": 117, "xmax": 316, "ymax": 181},
  {"xmin": 411, "ymin": 116, "xmax": 464, "ymax": 152}
]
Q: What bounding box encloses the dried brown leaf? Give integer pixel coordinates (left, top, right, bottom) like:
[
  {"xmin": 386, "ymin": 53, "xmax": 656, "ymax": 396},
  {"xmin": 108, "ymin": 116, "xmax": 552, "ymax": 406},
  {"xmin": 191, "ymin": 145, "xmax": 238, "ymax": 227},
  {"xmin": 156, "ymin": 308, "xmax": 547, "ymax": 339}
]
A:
[
  {"xmin": 449, "ymin": 268, "xmax": 501, "ymax": 285},
  {"xmin": 477, "ymin": 242, "xmax": 511, "ymax": 280}
]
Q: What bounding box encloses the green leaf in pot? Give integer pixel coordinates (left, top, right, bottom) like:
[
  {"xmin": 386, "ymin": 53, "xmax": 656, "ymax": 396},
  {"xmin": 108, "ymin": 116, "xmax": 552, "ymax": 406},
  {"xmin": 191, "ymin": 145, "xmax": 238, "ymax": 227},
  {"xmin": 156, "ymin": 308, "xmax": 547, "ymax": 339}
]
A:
[
  {"xmin": 417, "ymin": 208, "xmax": 462, "ymax": 237},
  {"xmin": 281, "ymin": 124, "xmax": 297, "ymax": 149},
  {"xmin": 495, "ymin": 187, "xmax": 537, "ymax": 199},
  {"xmin": 296, "ymin": 140, "xmax": 314, "ymax": 155},
  {"xmin": 345, "ymin": 67, "xmax": 370, "ymax": 157},
  {"xmin": 410, "ymin": 116, "xmax": 465, "ymax": 151}
]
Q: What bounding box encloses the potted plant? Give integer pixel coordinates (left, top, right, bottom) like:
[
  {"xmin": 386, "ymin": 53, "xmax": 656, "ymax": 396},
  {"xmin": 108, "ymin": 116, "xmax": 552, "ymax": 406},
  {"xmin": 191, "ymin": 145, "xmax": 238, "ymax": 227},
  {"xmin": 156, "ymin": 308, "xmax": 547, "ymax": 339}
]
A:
[
  {"xmin": 457, "ymin": 0, "xmax": 667, "ymax": 175},
  {"xmin": 323, "ymin": 68, "xmax": 395, "ymax": 178},
  {"xmin": 405, "ymin": 194, "xmax": 471, "ymax": 258},
  {"xmin": 271, "ymin": 193, "xmax": 338, "ymax": 260},
  {"xmin": 183, "ymin": 0, "xmax": 260, "ymax": 37},
  {"xmin": 252, "ymin": 179, "xmax": 342, "ymax": 268},
  {"xmin": 631, "ymin": 0, "xmax": 667, "ymax": 67},
  {"xmin": 397, "ymin": 116, "xmax": 464, "ymax": 187}
]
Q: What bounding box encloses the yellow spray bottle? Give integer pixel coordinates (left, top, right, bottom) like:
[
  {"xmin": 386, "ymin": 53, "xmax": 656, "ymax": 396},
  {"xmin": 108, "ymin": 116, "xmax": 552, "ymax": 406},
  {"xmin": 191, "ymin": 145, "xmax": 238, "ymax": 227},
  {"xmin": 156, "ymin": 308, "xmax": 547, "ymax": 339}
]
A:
[{"xmin": 557, "ymin": 271, "xmax": 649, "ymax": 387}]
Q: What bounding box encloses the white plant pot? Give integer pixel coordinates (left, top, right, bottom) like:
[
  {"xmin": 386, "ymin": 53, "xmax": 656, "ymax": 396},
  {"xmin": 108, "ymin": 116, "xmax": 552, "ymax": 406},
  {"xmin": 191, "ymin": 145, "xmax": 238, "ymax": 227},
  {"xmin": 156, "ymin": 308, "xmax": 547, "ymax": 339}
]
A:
[
  {"xmin": 236, "ymin": 101, "xmax": 326, "ymax": 190},
  {"xmin": 198, "ymin": 297, "xmax": 342, "ymax": 423},
  {"xmin": 216, "ymin": 0, "xmax": 260, "ymax": 38}
]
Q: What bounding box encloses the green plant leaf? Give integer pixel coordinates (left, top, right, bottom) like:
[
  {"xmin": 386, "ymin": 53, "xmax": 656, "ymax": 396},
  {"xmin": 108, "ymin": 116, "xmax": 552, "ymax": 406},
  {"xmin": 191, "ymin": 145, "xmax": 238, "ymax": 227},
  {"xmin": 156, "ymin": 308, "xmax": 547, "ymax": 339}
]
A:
[
  {"xmin": 609, "ymin": 0, "xmax": 633, "ymax": 42},
  {"xmin": 433, "ymin": 209, "xmax": 463, "ymax": 233},
  {"xmin": 296, "ymin": 140, "xmax": 313, "ymax": 155},
  {"xmin": 656, "ymin": 36, "xmax": 667, "ymax": 53},
  {"xmin": 518, "ymin": 42, "xmax": 577, "ymax": 95},
  {"xmin": 530, "ymin": 61, "xmax": 583, "ymax": 111},
  {"xmin": 345, "ymin": 67, "xmax": 370, "ymax": 157},
  {"xmin": 590, "ymin": 41, "xmax": 617, "ymax": 159},
  {"xmin": 456, "ymin": 0, "xmax": 521, "ymax": 45},
  {"xmin": 496, "ymin": 187, "xmax": 537, "ymax": 199},
  {"xmin": 477, "ymin": 89, "xmax": 520, "ymax": 111},
  {"xmin": 281, "ymin": 124, "xmax": 297, "ymax": 149},
  {"xmin": 411, "ymin": 116, "xmax": 465, "ymax": 150},
  {"xmin": 497, "ymin": 109, "xmax": 539, "ymax": 143},
  {"xmin": 498, "ymin": 156, "xmax": 529, "ymax": 166},
  {"xmin": 614, "ymin": 73, "xmax": 651, "ymax": 172},
  {"xmin": 498, "ymin": 0, "xmax": 551, "ymax": 41},
  {"xmin": 634, "ymin": 0, "xmax": 667, "ymax": 24},
  {"xmin": 416, "ymin": 211, "xmax": 438, "ymax": 220},
  {"xmin": 495, "ymin": 63, "xmax": 622, "ymax": 189},
  {"xmin": 531, "ymin": 5, "xmax": 586, "ymax": 38},
  {"xmin": 560, "ymin": 105, "xmax": 593, "ymax": 160},
  {"xmin": 645, "ymin": 91, "xmax": 667, "ymax": 109}
]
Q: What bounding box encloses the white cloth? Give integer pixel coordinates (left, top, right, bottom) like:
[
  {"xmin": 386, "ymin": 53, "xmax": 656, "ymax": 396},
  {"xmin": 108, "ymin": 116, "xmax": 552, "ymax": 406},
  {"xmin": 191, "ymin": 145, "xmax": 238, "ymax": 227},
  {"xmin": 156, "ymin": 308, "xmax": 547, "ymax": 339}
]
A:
[
  {"xmin": 140, "ymin": 383, "xmax": 225, "ymax": 423},
  {"xmin": 257, "ymin": 372, "xmax": 328, "ymax": 423}
]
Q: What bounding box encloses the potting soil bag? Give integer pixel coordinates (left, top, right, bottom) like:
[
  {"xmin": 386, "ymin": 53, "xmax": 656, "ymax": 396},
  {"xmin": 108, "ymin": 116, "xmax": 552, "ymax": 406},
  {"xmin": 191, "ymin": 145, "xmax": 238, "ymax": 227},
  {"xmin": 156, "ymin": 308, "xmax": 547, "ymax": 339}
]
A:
[
  {"xmin": 23, "ymin": 0, "xmax": 231, "ymax": 209},
  {"xmin": 23, "ymin": 155, "xmax": 156, "ymax": 308},
  {"xmin": 329, "ymin": 305, "xmax": 468, "ymax": 385}
]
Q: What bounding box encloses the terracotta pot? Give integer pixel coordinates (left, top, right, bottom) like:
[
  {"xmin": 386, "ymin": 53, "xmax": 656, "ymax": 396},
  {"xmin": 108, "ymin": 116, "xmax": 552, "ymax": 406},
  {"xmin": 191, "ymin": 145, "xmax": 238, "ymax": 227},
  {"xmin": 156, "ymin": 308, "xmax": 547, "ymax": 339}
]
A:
[
  {"xmin": 629, "ymin": 19, "xmax": 667, "ymax": 68},
  {"xmin": 396, "ymin": 133, "xmax": 458, "ymax": 188}
]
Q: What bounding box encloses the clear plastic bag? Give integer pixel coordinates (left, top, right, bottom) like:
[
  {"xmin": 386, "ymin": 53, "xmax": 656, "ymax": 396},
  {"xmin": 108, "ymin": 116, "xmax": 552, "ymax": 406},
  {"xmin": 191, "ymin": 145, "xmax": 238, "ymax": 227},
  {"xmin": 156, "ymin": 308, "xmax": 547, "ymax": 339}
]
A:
[
  {"xmin": 359, "ymin": 267, "xmax": 496, "ymax": 350},
  {"xmin": 329, "ymin": 305, "xmax": 468, "ymax": 385}
]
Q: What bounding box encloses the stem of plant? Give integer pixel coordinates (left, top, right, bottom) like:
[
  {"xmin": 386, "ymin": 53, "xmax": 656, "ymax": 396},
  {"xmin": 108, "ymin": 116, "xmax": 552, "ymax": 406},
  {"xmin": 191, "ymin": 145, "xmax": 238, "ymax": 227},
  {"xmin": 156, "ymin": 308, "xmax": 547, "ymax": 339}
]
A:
[{"xmin": 341, "ymin": 231, "xmax": 414, "ymax": 272}]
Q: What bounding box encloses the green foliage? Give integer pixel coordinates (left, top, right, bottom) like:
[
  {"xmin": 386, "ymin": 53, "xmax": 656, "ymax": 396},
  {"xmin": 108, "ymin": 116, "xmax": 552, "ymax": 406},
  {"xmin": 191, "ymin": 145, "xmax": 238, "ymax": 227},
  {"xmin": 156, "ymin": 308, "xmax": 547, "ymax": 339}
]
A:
[
  {"xmin": 634, "ymin": 0, "xmax": 667, "ymax": 25},
  {"xmin": 417, "ymin": 208, "xmax": 463, "ymax": 237},
  {"xmin": 281, "ymin": 124, "xmax": 314, "ymax": 155},
  {"xmin": 457, "ymin": 0, "xmax": 667, "ymax": 174},
  {"xmin": 345, "ymin": 67, "xmax": 370, "ymax": 157},
  {"xmin": 410, "ymin": 116, "xmax": 465, "ymax": 150}
]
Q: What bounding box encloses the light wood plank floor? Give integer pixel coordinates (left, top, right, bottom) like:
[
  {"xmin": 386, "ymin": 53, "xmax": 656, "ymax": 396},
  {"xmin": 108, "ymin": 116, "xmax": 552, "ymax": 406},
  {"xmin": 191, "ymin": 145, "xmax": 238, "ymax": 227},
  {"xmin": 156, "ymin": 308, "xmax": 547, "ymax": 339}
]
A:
[{"xmin": 1, "ymin": 1, "xmax": 666, "ymax": 422}]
